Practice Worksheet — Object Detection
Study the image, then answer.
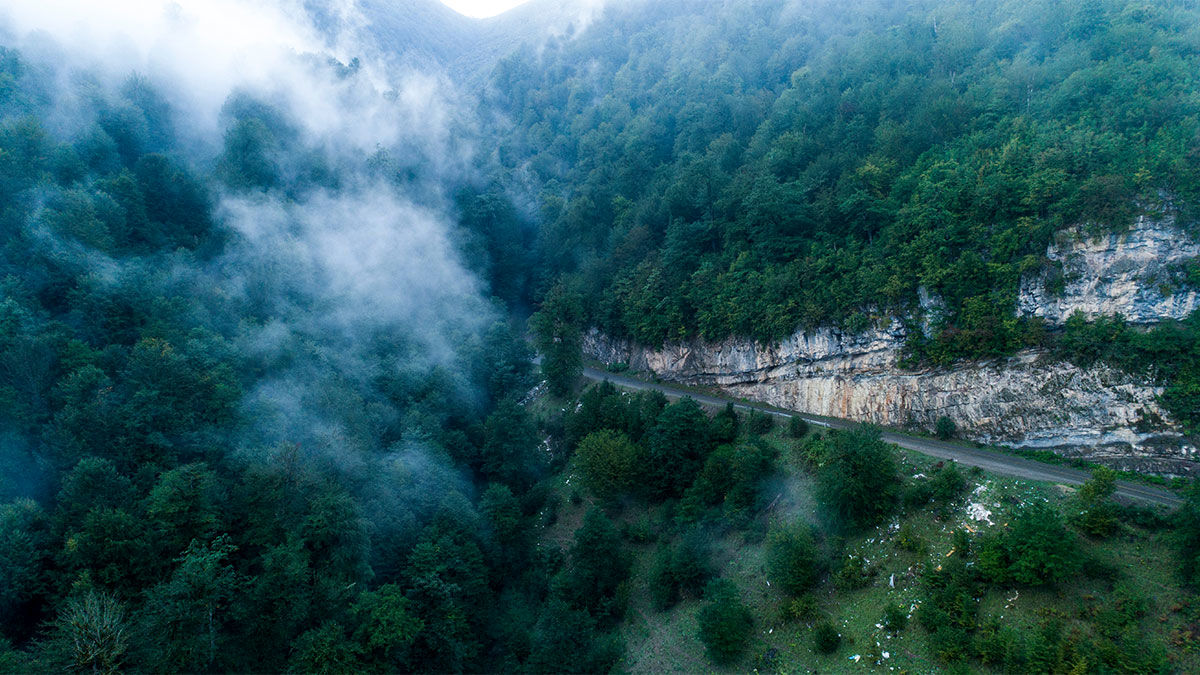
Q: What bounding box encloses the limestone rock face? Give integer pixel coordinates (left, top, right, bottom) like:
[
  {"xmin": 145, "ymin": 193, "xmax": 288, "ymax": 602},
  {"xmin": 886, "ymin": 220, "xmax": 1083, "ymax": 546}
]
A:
[
  {"xmin": 585, "ymin": 328, "xmax": 1197, "ymax": 474},
  {"xmin": 1018, "ymin": 216, "xmax": 1200, "ymax": 324},
  {"xmin": 586, "ymin": 216, "xmax": 1200, "ymax": 474}
]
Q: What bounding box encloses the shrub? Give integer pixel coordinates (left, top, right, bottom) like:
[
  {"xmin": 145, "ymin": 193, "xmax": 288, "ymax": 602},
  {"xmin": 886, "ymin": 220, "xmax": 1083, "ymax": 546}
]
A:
[
  {"xmin": 1071, "ymin": 467, "xmax": 1118, "ymax": 538},
  {"xmin": 978, "ymin": 502, "xmax": 1080, "ymax": 586},
  {"xmin": 747, "ymin": 410, "xmax": 774, "ymax": 435},
  {"xmin": 935, "ymin": 416, "xmax": 957, "ymax": 440},
  {"xmin": 766, "ymin": 522, "xmax": 823, "ymax": 596},
  {"xmin": 812, "ymin": 620, "xmax": 841, "ymax": 654},
  {"xmin": 832, "ymin": 553, "xmax": 877, "ymax": 591},
  {"xmin": 883, "ymin": 604, "xmax": 907, "ymax": 632},
  {"xmin": 697, "ymin": 580, "xmax": 753, "ymax": 665},
  {"xmin": 783, "ymin": 595, "xmax": 819, "ymax": 622},
  {"xmin": 574, "ymin": 429, "xmax": 642, "ymax": 499},
  {"xmin": 896, "ymin": 522, "xmax": 929, "ymax": 556},
  {"xmin": 787, "ymin": 415, "xmax": 810, "ymax": 438}
]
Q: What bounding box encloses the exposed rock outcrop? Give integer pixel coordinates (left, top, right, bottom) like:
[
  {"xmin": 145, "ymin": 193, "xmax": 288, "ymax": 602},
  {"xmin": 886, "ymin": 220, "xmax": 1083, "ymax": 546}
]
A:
[
  {"xmin": 585, "ymin": 327, "xmax": 1197, "ymax": 474},
  {"xmin": 1018, "ymin": 215, "xmax": 1200, "ymax": 324},
  {"xmin": 585, "ymin": 218, "xmax": 1200, "ymax": 475}
]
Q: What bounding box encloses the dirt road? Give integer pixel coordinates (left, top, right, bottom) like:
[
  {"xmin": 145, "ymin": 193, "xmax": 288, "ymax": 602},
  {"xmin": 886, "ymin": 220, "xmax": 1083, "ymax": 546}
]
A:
[{"xmin": 582, "ymin": 367, "xmax": 1183, "ymax": 508}]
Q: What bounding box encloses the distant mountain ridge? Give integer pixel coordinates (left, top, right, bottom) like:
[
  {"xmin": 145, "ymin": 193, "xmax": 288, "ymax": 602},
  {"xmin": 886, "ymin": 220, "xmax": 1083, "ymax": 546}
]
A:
[{"xmin": 354, "ymin": 0, "xmax": 612, "ymax": 78}]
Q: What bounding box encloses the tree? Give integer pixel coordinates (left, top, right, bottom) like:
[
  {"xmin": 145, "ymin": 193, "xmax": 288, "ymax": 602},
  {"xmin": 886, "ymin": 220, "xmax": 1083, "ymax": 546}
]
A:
[
  {"xmin": 0, "ymin": 499, "xmax": 51, "ymax": 635},
  {"xmin": 352, "ymin": 584, "xmax": 423, "ymax": 670},
  {"xmin": 137, "ymin": 537, "xmax": 239, "ymax": 672},
  {"xmin": 816, "ymin": 427, "xmax": 900, "ymax": 531},
  {"xmin": 765, "ymin": 521, "xmax": 823, "ymax": 597},
  {"xmin": 1177, "ymin": 479, "xmax": 1200, "ymax": 587},
  {"xmin": 697, "ymin": 579, "xmax": 753, "ymax": 665},
  {"xmin": 529, "ymin": 282, "xmax": 584, "ymax": 397},
  {"xmin": 1072, "ymin": 466, "xmax": 1118, "ymax": 538},
  {"xmin": 935, "ymin": 416, "xmax": 956, "ymax": 440},
  {"xmin": 40, "ymin": 591, "xmax": 129, "ymax": 674},
  {"xmin": 574, "ymin": 429, "xmax": 641, "ymax": 499},
  {"xmin": 552, "ymin": 508, "xmax": 629, "ymax": 625},
  {"xmin": 481, "ymin": 399, "xmax": 543, "ymax": 490},
  {"xmin": 645, "ymin": 397, "xmax": 712, "ymax": 498},
  {"xmin": 979, "ymin": 502, "xmax": 1080, "ymax": 586}
]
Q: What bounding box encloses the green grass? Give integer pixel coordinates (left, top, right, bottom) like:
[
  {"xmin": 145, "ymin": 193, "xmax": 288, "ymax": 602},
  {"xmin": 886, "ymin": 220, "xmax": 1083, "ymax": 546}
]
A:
[{"xmin": 532, "ymin": 383, "xmax": 1196, "ymax": 672}]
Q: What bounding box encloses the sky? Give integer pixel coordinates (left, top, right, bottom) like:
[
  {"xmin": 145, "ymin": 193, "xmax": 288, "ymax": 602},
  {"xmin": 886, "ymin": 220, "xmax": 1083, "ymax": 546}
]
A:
[{"xmin": 439, "ymin": 0, "xmax": 530, "ymax": 18}]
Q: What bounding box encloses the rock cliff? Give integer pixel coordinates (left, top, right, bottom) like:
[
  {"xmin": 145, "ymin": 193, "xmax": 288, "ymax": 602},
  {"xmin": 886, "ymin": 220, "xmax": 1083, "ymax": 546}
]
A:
[
  {"xmin": 1018, "ymin": 215, "xmax": 1200, "ymax": 324},
  {"xmin": 584, "ymin": 217, "xmax": 1200, "ymax": 475}
]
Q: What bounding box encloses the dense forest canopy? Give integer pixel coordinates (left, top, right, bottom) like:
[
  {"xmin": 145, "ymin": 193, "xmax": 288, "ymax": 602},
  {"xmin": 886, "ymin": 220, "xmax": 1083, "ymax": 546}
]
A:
[
  {"xmin": 1, "ymin": 0, "xmax": 1200, "ymax": 672},
  {"xmin": 496, "ymin": 0, "xmax": 1200, "ymax": 358}
]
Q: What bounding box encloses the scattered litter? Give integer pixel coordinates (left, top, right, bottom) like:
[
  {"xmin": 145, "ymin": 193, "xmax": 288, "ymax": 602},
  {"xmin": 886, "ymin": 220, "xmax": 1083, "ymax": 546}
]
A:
[
  {"xmin": 967, "ymin": 502, "xmax": 994, "ymax": 525},
  {"xmin": 882, "ymin": 651, "xmax": 890, "ymax": 659},
  {"xmin": 850, "ymin": 655, "xmax": 861, "ymax": 663},
  {"xmin": 889, "ymin": 573, "xmax": 894, "ymax": 588}
]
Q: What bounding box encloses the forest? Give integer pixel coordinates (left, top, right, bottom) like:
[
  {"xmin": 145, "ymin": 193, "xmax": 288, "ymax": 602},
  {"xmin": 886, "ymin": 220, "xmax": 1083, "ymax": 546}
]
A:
[{"xmin": 1, "ymin": 0, "xmax": 1200, "ymax": 672}]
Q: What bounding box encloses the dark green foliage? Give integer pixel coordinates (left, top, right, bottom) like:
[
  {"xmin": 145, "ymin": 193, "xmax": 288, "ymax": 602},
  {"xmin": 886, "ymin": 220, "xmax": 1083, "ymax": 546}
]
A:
[
  {"xmin": 918, "ymin": 531, "xmax": 983, "ymax": 662},
  {"xmin": 786, "ymin": 415, "xmax": 809, "ymax": 439},
  {"xmin": 481, "ymin": 399, "xmax": 544, "ymax": 490},
  {"xmin": 710, "ymin": 403, "xmax": 739, "ymax": 444},
  {"xmin": 746, "ymin": 410, "xmax": 774, "ymax": 435},
  {"xmin": 765, "ymin": 522, "xmax": 822, "ymax": 597},
  {"xmin": 497, "ymin": 0, "xmax": 1200, "ymax": 371},
  {"xmin": 574, "ymin": 429, "xmax": 641, "ymax": 499},
  {"xmin": 883, "ymin": 604, "xmax": 907, "ymax": 632},
  {"xmin": 649, "ymin": 529, "xmax": 713, "ymax": 610},
  {"xmin": 526, "ymin": 598, "xmax": 623, "ymax": 674},
  {"xmin": 935, "ymin": 416, "xmax": 956, "ymax": 440},
  {"xmin": 680, "ymin": 439, "xmax": 776, "ymax": 521},
  {"xmin": 552, "ymin": 509, "xmax": 630, "ymax": 625},
  {"xmin": 645, "ymin": 397, "xmax": 714, "ymax": 498},
  {"xmin": 979, "ymin": 502, "xmax": 1081, "ymax": 586},
  {"xmin": 38, "ymin": 591, "xmax": 130, "ymax": 674},
  {"xmin": 906, "ymin": 462, "xmax": 969, "ymax": 515},
  {"xmin": 812, "ymin": 620, "xmax": 841, "ymax": 654},
  {"xmin": 832, "ymin": 552, "xmax": 877, "ymax": 591},
  {"xmin": 815, "ymin": 428, "xmax": 900, "ymax": 531},
  {"xmin": 529, "ymin": 282, "xmax": 584, "ymax": 398},
  {"xmin": 1178, "ymin": 479, "xmax": 1200, "ymax": 587},
  {"xmin": 697, "ymin": 580, "xmax": 753, "ymax": 665},
  {"xmin": 1071, "ymin": 466, "xmax": 1119, "ymax": 537}
]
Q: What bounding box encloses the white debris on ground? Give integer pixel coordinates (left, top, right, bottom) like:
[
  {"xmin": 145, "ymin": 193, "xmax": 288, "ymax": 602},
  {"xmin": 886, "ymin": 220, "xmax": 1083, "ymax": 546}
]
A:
[
  {"xmin": 967, "ymin": 502, "xmax": 994, "ymax": 525},
  {"xmin": 519, "ymin": 381, "xmax": 547, "ymax": 406}
]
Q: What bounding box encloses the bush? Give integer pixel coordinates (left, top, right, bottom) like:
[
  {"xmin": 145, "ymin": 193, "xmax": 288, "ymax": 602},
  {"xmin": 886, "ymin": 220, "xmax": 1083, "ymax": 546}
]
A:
[
  {"xmin": 697, "ymin": 580, "xmax": 753, "ymax": 665},
  {"xmin": 832, "ymin": 553, "xmax": 877, "ymax": 591},
  {"xmin": 747, "ymin": 410, "xmax": 774, "ymax": 435},
  {"xmin": 1070, "ymin": 466, "xmax": 1121, "ymax": 538},
  {"xmin": 883, "ymin": 604, "xmax": 907, "ymax": 632},
  {"xmin": 812, "ymin": 620, "xmax": 841, "ymax": 654},
  {"xmin": 978, "ymin": 502, "xmax": 1080, "ymax": 586},
  {"xmin": 895, "ymin": 522, "xmax": 929, "ymax": 556},
  {"xmin": 766, "ymin": 522, "xmax": 823, "ymax": 597},
  {"xmin": 787, "ymin": 415, "xmax": 809, "ymax": 438},
  {"xmin": 783, "ymin": 595, "xmax": 819, "ymax": 622},
  {"xmin": 935, "ymin": 416, "xmax": 957, "ymax": 440}
]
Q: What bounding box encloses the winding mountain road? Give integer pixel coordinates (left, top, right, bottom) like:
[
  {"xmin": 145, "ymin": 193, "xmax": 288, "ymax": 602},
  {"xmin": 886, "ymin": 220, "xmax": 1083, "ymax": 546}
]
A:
[{"xmin": 582, "ymin": 366, "xmax": 1183, "ymax": 508}]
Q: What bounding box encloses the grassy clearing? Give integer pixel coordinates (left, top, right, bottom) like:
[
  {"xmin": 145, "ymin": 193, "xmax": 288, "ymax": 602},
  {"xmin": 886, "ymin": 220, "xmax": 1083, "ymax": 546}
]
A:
[{"xmin": 537, "ymin": 417, "xmax": 1197, "ymax": 673}]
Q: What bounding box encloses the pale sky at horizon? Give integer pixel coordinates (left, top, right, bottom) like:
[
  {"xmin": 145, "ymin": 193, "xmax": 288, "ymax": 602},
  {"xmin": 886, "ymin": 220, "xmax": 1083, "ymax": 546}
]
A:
[{"xmin": 439, "ymin": 0, "xmax": 531, "ymax": 18}]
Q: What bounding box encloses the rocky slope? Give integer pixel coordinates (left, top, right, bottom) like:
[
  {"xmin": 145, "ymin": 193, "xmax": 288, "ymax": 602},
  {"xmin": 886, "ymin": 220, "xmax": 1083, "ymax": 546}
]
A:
[
  {"xmin": 585, "ymin": 217, "xmax": 1200, "ymax": 475},
  {"xmin": 1018, "ymin": 215, "xmax": 1200, "ymax": 324}
]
